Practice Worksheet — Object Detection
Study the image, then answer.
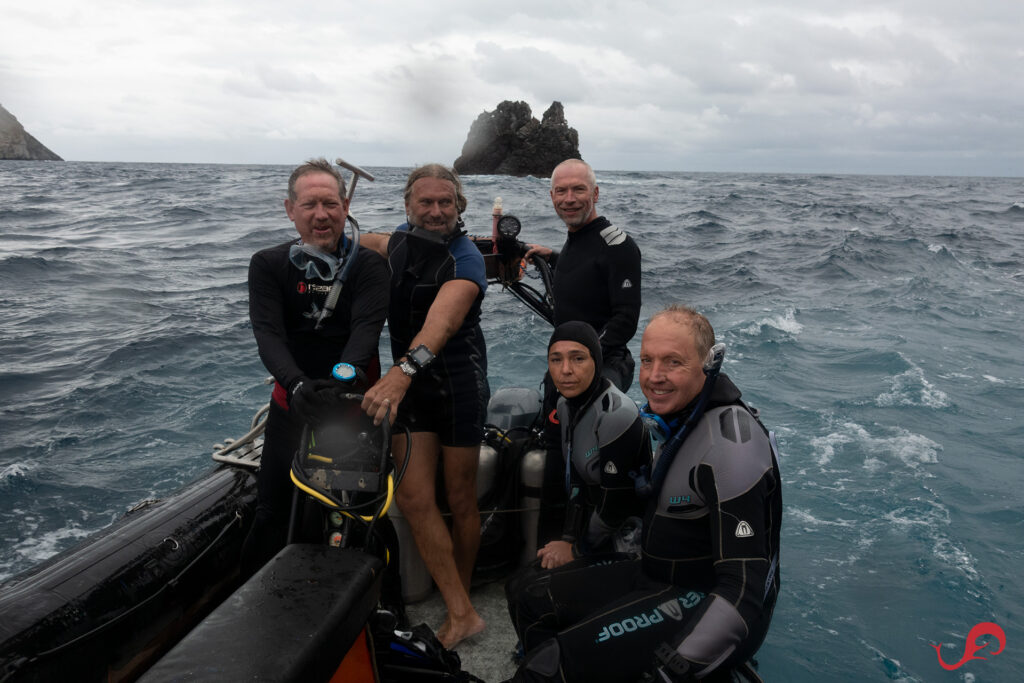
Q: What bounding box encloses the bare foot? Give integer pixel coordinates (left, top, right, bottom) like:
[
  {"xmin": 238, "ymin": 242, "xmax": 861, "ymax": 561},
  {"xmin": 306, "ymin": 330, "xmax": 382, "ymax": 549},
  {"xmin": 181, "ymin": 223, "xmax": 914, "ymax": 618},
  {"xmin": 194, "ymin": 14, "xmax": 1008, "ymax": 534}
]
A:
[{"xmin": 437, "ymin": 613, "xmax": 486, "ymax": 650}]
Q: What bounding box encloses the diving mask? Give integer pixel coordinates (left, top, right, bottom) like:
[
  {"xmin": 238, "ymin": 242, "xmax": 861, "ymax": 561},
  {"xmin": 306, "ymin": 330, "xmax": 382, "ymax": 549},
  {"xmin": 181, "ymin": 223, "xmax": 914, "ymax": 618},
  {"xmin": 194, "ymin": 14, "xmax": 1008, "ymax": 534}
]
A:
[{"xmin": 289, "ymin": 242, "xmax": 341, "ymax": 281}]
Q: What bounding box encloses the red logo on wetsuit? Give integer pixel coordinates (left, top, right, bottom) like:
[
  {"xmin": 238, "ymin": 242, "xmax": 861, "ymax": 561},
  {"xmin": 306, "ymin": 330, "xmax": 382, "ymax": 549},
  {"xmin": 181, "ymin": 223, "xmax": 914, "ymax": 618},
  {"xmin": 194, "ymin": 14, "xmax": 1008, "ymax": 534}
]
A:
[
  {"xmin": 297, "ymin": 282, "xmax": 307, "ymax": 294},
  {"xmin": 932, "ymin": 622, "xmax": 1005, "ymax": 670}
]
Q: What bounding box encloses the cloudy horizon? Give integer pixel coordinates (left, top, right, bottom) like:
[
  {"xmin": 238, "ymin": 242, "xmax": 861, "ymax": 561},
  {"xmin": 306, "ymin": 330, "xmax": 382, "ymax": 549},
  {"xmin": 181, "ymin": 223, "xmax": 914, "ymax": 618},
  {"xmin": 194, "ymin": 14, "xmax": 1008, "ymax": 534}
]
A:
[{"xmin": 2, "ymin": 0, "xmax": 1022, "ymax": 177}]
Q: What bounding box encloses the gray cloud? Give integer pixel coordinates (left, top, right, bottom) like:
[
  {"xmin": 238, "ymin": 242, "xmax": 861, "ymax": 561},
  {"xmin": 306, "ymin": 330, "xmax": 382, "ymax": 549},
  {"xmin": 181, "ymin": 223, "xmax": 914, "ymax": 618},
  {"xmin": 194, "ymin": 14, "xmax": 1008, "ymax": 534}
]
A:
[{"xmin": 2, "ymin": 0, "xmax": 1021, "ymax": 175}]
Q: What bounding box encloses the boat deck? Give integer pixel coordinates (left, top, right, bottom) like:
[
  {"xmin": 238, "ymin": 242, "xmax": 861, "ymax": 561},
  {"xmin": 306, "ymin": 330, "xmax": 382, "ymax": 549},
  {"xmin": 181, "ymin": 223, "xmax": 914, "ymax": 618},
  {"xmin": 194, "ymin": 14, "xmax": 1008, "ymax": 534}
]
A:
[{"xmin": 406, "ymin": 579, "xmax": 518, "ymax": 682}]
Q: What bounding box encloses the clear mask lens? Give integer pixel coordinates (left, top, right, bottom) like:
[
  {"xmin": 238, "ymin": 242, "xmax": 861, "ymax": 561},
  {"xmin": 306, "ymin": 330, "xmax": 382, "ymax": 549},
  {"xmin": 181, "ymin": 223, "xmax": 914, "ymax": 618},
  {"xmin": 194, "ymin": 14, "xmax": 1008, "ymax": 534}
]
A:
[{"xmin": 289, "ymin": 243, "xmax": 340, "ymax": 280}]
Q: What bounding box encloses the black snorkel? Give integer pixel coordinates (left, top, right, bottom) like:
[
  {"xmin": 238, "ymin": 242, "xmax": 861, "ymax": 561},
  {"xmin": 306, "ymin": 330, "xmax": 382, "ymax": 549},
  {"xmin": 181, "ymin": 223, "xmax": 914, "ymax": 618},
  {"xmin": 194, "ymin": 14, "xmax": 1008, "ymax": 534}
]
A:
[
  {"xmin": 633, "ymin": 342, "xmax": 726, "ymax": 498},
  {"xmin": 314, "ymin": 158, "xmax": 375, "ymax": 331},
  {"xmin": 314, "ymin": 219, "xmax": 360, "ymax": 331}
]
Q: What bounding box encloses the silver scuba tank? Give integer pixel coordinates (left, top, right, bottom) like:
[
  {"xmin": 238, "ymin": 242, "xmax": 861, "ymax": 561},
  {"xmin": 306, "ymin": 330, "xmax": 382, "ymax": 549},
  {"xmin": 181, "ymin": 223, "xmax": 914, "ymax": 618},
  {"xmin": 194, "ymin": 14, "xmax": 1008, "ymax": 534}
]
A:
[
  {"xmin": 477, "ymin": 442, "xmax": 498, "ymax": 502},
  {"xmin": 518, "ymin": 447, "xmax": 546, "ymax": 566},
  {"xmin": 484, "ymin": 387, "xmax": 545, "ymax": 567},
  {"xmin": 388, "ymin": 503, "xmax": 434, "ymax": 603}
]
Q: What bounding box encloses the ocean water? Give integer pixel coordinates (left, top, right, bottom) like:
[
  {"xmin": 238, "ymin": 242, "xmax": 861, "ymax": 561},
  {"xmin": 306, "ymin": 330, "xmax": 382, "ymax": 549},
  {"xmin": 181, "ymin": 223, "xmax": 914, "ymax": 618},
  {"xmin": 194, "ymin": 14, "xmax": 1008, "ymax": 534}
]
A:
[{"xmin": 1, "ymin": 161, "xmax": 1022, "ymax": 681}]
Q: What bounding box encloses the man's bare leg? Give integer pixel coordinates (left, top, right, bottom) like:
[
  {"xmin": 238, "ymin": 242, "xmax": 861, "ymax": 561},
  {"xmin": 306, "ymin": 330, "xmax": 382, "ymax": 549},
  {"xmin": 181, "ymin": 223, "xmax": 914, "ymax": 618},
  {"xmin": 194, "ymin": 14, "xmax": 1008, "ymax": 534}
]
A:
[
  {"xmin": 443, "ymin": 443, "xmax": 481, "ymax": 592},
  {"xmin": 436, "ymin": 443, "xmax": 485, "ymax": 647},
  {"xmin": 393, "ymin": 433, "xmax": 484, "ymax": 649}
]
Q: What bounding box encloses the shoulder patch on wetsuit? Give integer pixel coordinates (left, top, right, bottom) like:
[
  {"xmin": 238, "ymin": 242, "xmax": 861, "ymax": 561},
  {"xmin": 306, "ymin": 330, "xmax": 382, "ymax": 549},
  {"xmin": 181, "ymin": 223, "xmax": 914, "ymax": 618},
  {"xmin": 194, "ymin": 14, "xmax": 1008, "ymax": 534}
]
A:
[
  {"xmin": 599, "ymin": 224, "xmax": 628, "ymax": 246},
  {"xmin": 718, "ymin": 406, "xmax": 754, "ymax": 444},
  {"xmin": 604, "ymin": 461, "xmax": 619, "ymax": 475},
  {"xmin": 735, "ymin": 521, "xmax": 754, "ymax": 538}
]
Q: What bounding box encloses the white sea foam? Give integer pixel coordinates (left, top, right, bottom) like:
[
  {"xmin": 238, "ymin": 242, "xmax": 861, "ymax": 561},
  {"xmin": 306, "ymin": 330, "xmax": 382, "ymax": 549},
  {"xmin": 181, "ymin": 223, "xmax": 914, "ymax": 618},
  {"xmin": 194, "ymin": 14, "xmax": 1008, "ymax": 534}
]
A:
[
  {"xmin": 0, "ymin": 462, "xmax": 34, "ymax": 485},
  {"xmin": 932, "ymin": 536, "xmax": 980, "ymax": 582},
  {"xmin": 939, "ymin": 372, "xmax": 972, "ymax": 380},
  {"xmin": 876, "ymin": 361, "xmax": 951, "ymax": 409},
  {"xmin": 788, "ymin": 506, "xmax": 857, "ymax": 528},
  {"xmin": 862, "ymin": 457, "xmax": 885, "ymax": 473},
  {"xmin": 883, "ymin": 494, "xmax": 979, "ymax": 582},
  {"xmin": 740, "ymin": 307, "xmax": 803, "ymax": 337},
  {"xmin": 9, "ymin": 524, "xmax": 96, "ymax": 568},
  {"xmin": 813, "ymin": 421, "xmax": 941, "ymax": 472},
  {"xmin": 809, "ymin": 428, "xmax": 856, "ymax": 466},
  {"xmin": 982, "ymin": 374, "xmax": 1006, "ymax": 384}
]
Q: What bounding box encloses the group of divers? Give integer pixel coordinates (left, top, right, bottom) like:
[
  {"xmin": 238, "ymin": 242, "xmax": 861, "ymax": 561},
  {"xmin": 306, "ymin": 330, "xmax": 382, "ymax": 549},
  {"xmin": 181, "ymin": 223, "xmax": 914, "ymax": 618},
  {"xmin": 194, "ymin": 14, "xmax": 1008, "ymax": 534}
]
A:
[{"xmin": 244, "ymin": 156, "xmax": 784, "ymax": 683}]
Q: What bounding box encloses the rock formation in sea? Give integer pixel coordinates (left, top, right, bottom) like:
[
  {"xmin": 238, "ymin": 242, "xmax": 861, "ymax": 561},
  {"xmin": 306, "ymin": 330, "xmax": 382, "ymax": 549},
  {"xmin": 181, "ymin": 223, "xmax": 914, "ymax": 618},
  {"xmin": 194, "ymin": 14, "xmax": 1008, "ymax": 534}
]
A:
[
  {"xmin": 453, "ymin": 101, "xmax": 580, "ymax": 177},
  {"xmin": 0, "ymin": 104, "xmax": 63, "ymax": 161}
]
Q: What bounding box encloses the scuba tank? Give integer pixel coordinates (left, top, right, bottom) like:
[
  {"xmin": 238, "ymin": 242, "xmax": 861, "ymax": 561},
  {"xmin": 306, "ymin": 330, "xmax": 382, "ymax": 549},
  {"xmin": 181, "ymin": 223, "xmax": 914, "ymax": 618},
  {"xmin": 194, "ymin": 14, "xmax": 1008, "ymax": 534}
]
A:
[
  {"xmin": 473, "ymin": 387, "xmax": 548, "ymax": 568},
  {"xmin": 388, "ymin": 506, "xmax": 434, "ymax": 603},
  {"xmin": 479, "ymin": 387, "xmax": 541, "ymax": 506},
  {"xmin": 479, "ymin": 387, "xmax": 545, "ymax": 576},
  {"xmin": 477, "ymin": 443, "xmax": 499, "ymax": 503},
  {"xmin": 518, "ymin": 447, "xmax": 546, "ymax": 566}
]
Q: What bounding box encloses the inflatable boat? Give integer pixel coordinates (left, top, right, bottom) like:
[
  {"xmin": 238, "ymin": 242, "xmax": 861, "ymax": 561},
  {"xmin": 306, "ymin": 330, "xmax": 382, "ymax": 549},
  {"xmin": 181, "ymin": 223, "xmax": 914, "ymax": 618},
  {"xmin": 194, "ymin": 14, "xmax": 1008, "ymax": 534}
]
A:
[{"xmin": 0, "ymin": 382, "xmax": 547, "ymax": 683}]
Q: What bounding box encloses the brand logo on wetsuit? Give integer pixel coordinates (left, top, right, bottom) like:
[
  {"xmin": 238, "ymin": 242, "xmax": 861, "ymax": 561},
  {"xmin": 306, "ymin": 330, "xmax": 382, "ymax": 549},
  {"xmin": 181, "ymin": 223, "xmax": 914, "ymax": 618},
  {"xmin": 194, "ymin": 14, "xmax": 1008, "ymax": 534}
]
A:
[
  {"xmin": 735, "ymin": 521, "xmax": 754, "ymax": 537},
  {"xmin": 595, "ymin": 592, "xmax": 705, "ymax": 643},
  {"xmin": 296, "ymin": 282, "xmax": 331, "ymax": 294},
  {"xmin": 932, "ymin": 622, "xmax": 1005, "ymax": 670},
  {"xmin": 595, "ymin": 609, "xmax": 664, "ymax": 643}
]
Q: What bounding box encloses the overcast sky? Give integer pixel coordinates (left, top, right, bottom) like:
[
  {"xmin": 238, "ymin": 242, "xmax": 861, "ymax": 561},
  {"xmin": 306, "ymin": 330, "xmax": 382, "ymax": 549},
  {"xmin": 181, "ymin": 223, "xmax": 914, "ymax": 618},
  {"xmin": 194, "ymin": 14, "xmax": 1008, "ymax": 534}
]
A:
[{"xmin": 2, "ymin": 0, "xmax": 1022, "ymax": 176}]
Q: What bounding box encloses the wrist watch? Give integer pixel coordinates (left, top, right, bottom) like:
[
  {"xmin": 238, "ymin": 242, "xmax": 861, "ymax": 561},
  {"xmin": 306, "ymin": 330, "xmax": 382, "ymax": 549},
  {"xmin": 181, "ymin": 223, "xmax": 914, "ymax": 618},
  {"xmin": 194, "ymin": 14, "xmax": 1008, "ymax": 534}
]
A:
[
  {"xmin": 398, "ymin": 358, "xmax": 417, "ymax": 377},
  {"xmin": 398, "ymin": 344, "xmax": 435, "ymax": 378}
]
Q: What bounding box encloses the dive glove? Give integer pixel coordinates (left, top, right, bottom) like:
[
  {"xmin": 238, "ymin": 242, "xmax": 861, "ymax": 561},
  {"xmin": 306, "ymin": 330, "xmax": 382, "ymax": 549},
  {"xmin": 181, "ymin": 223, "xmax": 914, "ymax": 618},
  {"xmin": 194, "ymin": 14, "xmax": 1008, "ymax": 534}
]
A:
[
  {"xmin": 646, "ymin": 643, "xmax": 695, "ymax": 682},
  {"xmin": 288, "ymin": 377, "xmax": 318, "ymax": 421}
]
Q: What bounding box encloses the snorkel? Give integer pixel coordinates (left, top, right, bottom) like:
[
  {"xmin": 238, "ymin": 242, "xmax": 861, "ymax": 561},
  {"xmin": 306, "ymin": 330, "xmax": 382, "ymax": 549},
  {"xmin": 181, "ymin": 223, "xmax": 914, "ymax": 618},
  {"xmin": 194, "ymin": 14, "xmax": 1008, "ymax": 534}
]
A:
[
  {"xmin": 633, "ymin": 342, "xmax": 726, "ymax": 498},
  {"xmin": 314, "ymin": 158, "xmax": 376, "ymax": 331}
]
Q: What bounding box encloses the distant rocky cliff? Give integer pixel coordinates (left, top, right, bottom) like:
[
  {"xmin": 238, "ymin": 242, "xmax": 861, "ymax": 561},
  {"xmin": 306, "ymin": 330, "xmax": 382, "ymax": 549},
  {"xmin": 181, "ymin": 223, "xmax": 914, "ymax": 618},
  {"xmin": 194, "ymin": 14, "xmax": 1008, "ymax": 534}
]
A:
[
  {"xmin": 454, "ymin": 101, "xmax": 580, "ymax": 177},
  {"xmin": 0, "ymin": 104, "xmax": 62, "ymax": 161}
]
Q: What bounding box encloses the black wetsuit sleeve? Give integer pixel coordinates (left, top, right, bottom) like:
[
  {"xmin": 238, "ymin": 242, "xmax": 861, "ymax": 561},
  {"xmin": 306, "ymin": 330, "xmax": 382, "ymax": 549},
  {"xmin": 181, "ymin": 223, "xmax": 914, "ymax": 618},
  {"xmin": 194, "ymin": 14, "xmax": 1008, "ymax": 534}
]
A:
[
  {"xmin": 248, "ymin": 249, "xmax": 305, "ymax": 392},
  {"xmin": 337, "ymin": 249, "xmax": 389, "ymax": 369},
  {"xmin": 597, "ymin": 238, "xmax": 641, "ymax": 350},
  {"xmin": 592, "ymin": 414, "xmax": 649, "ymax": 532}
]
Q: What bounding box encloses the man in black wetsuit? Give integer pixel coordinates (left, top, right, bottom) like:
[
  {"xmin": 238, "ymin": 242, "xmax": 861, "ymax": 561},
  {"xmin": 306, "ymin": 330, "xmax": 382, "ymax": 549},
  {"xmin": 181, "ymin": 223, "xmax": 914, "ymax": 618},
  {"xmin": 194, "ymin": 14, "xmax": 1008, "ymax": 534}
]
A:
[
  {"xmin": 525, "ymin": 158, "xmax": 644, "ymax": 547},
  {"xmin": 525, "ymin": 159, "xmax": 642, "ymax": 391},
  {"xmin": 241, "ymin": 158, "xmax": 389, "ymax": 572},
  {"xmin": 360, "ymin": 164, "xmax": 489, "ymax": 649},
  {"xmin": 504, "ymin": 305, "xmax": 783, "ymax": 682}
]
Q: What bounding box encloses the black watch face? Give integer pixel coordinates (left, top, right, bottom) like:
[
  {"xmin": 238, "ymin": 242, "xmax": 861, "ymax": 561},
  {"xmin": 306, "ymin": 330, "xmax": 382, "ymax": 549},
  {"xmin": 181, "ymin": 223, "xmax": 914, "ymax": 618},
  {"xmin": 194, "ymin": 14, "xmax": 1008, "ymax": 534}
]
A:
[{"xmin": 408, "ymin": 345, "xmax": 434, "ymax": 368}]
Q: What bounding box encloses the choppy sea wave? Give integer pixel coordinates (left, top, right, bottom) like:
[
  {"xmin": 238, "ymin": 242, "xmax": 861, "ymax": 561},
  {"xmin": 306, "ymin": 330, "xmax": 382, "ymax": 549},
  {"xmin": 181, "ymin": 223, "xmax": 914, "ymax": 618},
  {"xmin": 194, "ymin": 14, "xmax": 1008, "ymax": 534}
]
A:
[{"xmin": 1, "ymin": 162, "xmax": 1022, "ymax": 680}]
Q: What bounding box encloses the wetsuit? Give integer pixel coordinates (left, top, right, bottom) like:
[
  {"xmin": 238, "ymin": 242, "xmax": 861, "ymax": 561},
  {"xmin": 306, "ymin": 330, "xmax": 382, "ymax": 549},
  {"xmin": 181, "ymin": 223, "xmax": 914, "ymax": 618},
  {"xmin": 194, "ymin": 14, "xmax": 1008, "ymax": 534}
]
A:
[
  {"xmin": 385, "ymin": 224, "xmax": 489, "ymax": 446},
  {"xmin": 549, "ymin": 216, "xmax": 641, "ymax": 390},
  {"xmin": 538, "ymin": 217, "xmax": 643, "ymax": 545},
  {"xmin": 242, "ymin": 237, "xmax": 389, "ymax": 571},
  {"xmin": 554, "ymin": 380, "xmax": 649, "ymax": 556},
  {"xmin": 506, "ymin": 378, "xmax": 651, "ymax": 649},
  {"xmin": 507, "ymin": 374, "xmax": 782, "ymax": 682}
]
